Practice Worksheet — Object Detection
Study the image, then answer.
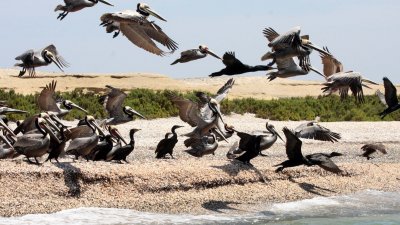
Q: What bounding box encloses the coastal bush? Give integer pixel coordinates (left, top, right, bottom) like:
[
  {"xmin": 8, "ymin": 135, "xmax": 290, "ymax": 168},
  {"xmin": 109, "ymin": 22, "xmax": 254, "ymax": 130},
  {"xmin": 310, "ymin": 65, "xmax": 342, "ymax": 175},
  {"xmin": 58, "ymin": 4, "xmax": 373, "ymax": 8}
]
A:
[{"xmin": 0, "ymin": 88, "xmax": 398, "ymax": 122}]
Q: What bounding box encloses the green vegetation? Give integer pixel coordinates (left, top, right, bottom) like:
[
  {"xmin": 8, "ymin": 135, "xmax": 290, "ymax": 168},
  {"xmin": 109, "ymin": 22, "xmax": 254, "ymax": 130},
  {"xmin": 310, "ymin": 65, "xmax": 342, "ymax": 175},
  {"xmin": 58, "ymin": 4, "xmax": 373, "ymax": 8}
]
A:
[{"xmin": 0, "ymin": 89, "xmax": 398, "ymax": 121}]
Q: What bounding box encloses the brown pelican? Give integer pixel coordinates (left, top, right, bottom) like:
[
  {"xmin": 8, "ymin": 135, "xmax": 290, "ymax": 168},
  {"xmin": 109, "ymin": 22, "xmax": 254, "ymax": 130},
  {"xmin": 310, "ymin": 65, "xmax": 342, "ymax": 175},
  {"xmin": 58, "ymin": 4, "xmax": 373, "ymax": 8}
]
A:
[
  {"xmin": 228, "ymin": 122, "xmax": 283, "ymax": 159},
  {"xmin": 100, "ymin": 85, "xmax": 145, "ymax": 125},
  {"xmin": 0, "ymin": 107, "xmax": 28, "ymax": 115},
  {"xmin": 274, "ymin": 127, "xmax": 343, "ymax": 173},
  {"xmin": 376, "ymin": 77, "xmax": 400, "ymax": 118},
  {"xmin": 155, "ymin": 125, "xmax": 183, "ymax": 159},
  {"xmin": 65, "ymin": 115, "xmax": 105, "ymax": 160},
  {"xmin": 100, "ymin": 3, "xmax": 178, "ymax": 56},
  {"xmin": 0, "ymin": 126, "xmax": 17, "ymax": 159},
  {"xmin": 171, "ymin": 45, "xmax": 221, "ymax": 65},
  {"xmin": 38, "ymin": 80, "xmax": 88, "ymax": 117},
  {"xmin": 319, "ymin": 47, "xmax": 378, "ymax": 103},
  {"xmin": 360, "ymin": 143, "xmax": 387, "ymax": 160},
  {"xmin": 294, "ymin": 117, "xmax": 341, "ymax": 142},
  {"xmin": 14, "ymin": 112, "xmax": 63, "ymax": 135},
  {"xmin": 15, "ymin": 45, "xmax": 69, "ymax": 77},
  {"xmin": 13, "ymin": 118, "xmax": 60, "ymax": 164},
  {"xmin": 262, "ymin": 26, "xmax": 330, "ymax": 69},
  {"xmin": 106, "ymin": 128, "xmax": 140, "ymax": 163},
  {"xmin": 209, "ymin": 52, "xmax": 273, "ymax": 77},
  {"xmin": 185, "ymin": 132, "xmax": 219, "ymax": 157},
  {"xmin": 55, "ymin": 0, "xmax": 114, "ymax": 20}
]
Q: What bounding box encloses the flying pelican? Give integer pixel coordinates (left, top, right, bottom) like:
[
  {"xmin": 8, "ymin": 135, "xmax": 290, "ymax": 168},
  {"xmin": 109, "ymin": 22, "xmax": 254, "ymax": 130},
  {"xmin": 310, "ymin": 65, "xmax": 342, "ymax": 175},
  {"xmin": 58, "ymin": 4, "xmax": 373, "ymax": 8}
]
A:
[
  {"xmin": 319, "ymin": 47, "xmax": 378, "ymax": 103},
  {"xmin": 171, "ymin": 45, "xmax": 221, "ymax": 65},
  {"xmin": 274, "ymin": 127, "xmax": 343, "ymax": 173},
  {"xmin": 262, "ymin": 26, "xmax": 330, "ymax": 68},
  {"xmin": 13, "ymin": 118, "xmax": 60, "ymax": 165},
  {"xmin": 360, "ymin": 143, "xmax": 387, "ymax": 160},
  {"xmin": 294, "ymin": 117, "xmax": 341, "ymax": 142},
  {"xmin": 38, "ymin": 80, "xmax": 88, "ymax": 117},
  {"xmin": 15, "ymin": 45, "xmax": 69, "ymax": 77},
  {"xmin": 106, "ymin": 128, "xmax": 140, "ymax": 163},
  {"xmin": 100, "ymin": 85, "xmax": 145, "ymax": 125},
  {"xmin": 55, "ymin": 0, "xmax": 114, "ymax": 20},
  {"xmin": 100, "ymin": 3, "xmax": 178, "ymax": 56},
  {"xmin": 228, "ymin": 122, "xmax": 283, "ymax": 159},
  {"xmin": 65, "ymin": 115, "xmax": 105, "ymax": 160},
  {"xmin": 155, "ymin": 125, "xmax": 183, "ymax": 159},
  {"xmin": 376, "ymin": 77, "xmax": 400, "ymax": 118},
  {"xmin": 209, "ymin": 52, "xmax": 273, "ymax": 77}
]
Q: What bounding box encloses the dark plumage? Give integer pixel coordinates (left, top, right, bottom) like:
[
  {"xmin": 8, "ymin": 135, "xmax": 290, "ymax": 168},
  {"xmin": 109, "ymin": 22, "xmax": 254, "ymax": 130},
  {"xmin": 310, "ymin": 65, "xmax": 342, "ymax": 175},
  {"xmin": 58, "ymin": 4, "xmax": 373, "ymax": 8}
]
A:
[
  {"xmin": 377, "ymin": 77, "xmax": 400, "ymax": 118},
  {"xmin": 234, "ymin": 133, "xmax": 262, "ymax": 166},
  {"xmin": 108, "ymin": 128, "xmax": 140, "ymax": 163},
  {"xmin": 360, "ymin": 143, "xmax": 387, "ymax": 160},
  {"xmin": 155, "ymin": 125, "xmax": 183, "ymax": 159},
  {"xmin": 209, "ymin": 52, "xmax": 272, "ymax": 77},
  {"xmin": 45, "ymin": 127, "xmax": 67, "ymax": 163},
  {"xmin": 91, "ymin": 135, "xmax": 114, "ymax": 161}
]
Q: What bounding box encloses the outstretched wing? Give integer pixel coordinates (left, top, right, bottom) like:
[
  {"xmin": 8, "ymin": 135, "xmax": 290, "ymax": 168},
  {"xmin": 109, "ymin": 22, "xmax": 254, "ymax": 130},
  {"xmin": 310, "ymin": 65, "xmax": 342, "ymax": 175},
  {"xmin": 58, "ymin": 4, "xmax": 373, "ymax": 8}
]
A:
[
  {"xmin": 295, "ymin": 123, "xmax": 341, "ymax": 143},
  {"xmin": 383, "ymin": 77, "xmax": 398, "ymax": 107},
  {"xmin": 214, "ymin": 78, "xmax": 235, "ymax": 103},
  {"xmin": 141, "ymin": 21, "xmax": 178, "ymax": 51},
  {"xmin": 361, "ymin": 143, "xmax": 387, "ymax": 154},
  {"xmin": 222, "ymin": 52, "xmax": 244, "ymax": 67},
  {"xmin": 268, "ymin": 26, "xmax": 301, "ymax": 48},
  {"xmin": 15, "ymin": 49, "xmax": 34, "ymax": 61},
  {"xmin": 168, "ymin": 92, "xmax": 201, "ymax": 127},
  {"xmin": 282, "ymin": 127, "xmax": 303, "ymax": 161},
  {"xmin": 100, "ymin": 85, "xmax": 126, "ymax": 119},
  {"xmin": 43, "ymin": 44, "xmax": 69, "ymax": 68},
  {"xmin": 236, "ymin": 131, "xmax": 255, "ymax": 152},
  {"xmin": 320, "ymin": 46, "xmax": 343, "ymax": 78},
  {"xmin": 38, "ymin": 80, "xmax": 60, "ymax": 112},
  {"xmin": 307, "ymin": 154, "xmax": 342, "ymax": 174}
]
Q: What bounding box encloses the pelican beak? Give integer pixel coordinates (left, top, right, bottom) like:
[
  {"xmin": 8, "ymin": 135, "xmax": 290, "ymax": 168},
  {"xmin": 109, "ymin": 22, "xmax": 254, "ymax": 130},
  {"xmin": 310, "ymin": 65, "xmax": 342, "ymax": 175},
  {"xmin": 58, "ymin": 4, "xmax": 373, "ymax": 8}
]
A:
[
  {"xmin": 144, "ymin": 6, "xmax": 167, "ymax": 22},
  {"xmin": 268, "ymin": 126, "xmax": 284, "ymax": 142},
  {"xmin": 49, "ymin": 114, "xmax": 68, "ymax": 128},
  {"xmin": 98, "ymin": 0, "xmax": 113, "ymax": 6},
  {"xmin": 48, "ymin": 54, "xmax": 64, "ymax": 72},
  {"xmin": 0, "ymin": 107, "xmax": 28, "ymax": 115},
  {"xmin": 113, "ymin": 129, "xmax": 127, "ymax": 145},
  {"xmin": 213, "ymin": 127, "xmax": 229, "ymax": 143},
  {"xmin": 206, "ymin": 49, "xmax": 222, "ymax": 60},
  {"xmin": 70, "ymin": 102, "xmax": 88, "ymax": 114},
  {"xmin": 91, "ymin": 120, "xmax": 106, "ymax": 136},
  {"xmin": 126, "ymin": 108, "xmax": 146, "ymax": 119},
  {"xmin": 305, "ymin": 42, "xmax": 332, "ymax": 56},
  {"xmin": 209, "ymin": 102, "xmax": 225, "ymax": 124},
  {"xmin": 0, "ymin": 120, "xmax": 16, "ymax": 137},
  {"xmin": 41, "ymin": 122, "xmax": 61, "ymax": 144},
  {"xmin": 43, "ymin": 116, "xmax": 61, "ymax": 133},
  {"xmin": 0, "ymin": 134, "xmax": 13, "ymax": 149}
]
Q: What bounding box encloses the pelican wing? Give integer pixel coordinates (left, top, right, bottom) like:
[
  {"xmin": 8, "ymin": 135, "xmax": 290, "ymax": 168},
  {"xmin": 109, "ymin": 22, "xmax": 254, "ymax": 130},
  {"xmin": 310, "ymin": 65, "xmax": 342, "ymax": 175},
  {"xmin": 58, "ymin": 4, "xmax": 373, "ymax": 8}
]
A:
[
  {"xmin": 42, "ymin": 44, "xmax": 69, "ymax": 68},
  {"xmin": 38, "ymin": 80, "xmax": 59, "ymax": 113},
  {"xmin": 100, "ymin": 85, "xmax": 126, "ymax": 119},
  {"xmin": 295, "ymin": 123, "xmax": 341, "ymax": 143},
  {"xmin": 66, "ymin": 125, "xmax": 94, "ymax": 140},
  {"xmin": 141, "ymin": 21, "xmax": 178, "ymax": 51},
  {"xmin": 383, "ymin": 77, "xmax": 398, "ymax": 107},
  {"xmin": 120, "ymin": 23, "xmax": 167, "ymax": 56},
  {"xmin": 15, "ymin": 49, "xmax": 34, "ymax": 61},
  {"xmin": 268, "ymin": 26, "xmax": 301, "ymax": 48},
  {"xmin": 306, "ymin": 153, "xmax": 342, "ymax": 174},
  {"xmin": 168, "ymin": 93, "xmax": 201, "ymax": 127},
  {"xmin": 222, "ymin": 52, "xmax": 244, "ymax": 67},
  {"xmin": 100, "ymin": 10, "xmax": 143, "ymax": 23},
  {"xmin": 320, "ymin": 47, "xmax": 343, "ymax": 77},
  {"xmin": 361, "ymin": 143, "xmax": 387, "ymax": 154},
  {"xmin": 275, "ymin": 56, "xmax": 298, "ymax": 70},
  {"xmin": 263, "ymin": 27, "xmax": 280, "ymax": 42},
  {"xmin": 214, "ymin": 78, "xmax": 235, "ymax": 103},
  {"xmin": 282, "ymin": 127, "xmax": 303, "ymax": 161}
]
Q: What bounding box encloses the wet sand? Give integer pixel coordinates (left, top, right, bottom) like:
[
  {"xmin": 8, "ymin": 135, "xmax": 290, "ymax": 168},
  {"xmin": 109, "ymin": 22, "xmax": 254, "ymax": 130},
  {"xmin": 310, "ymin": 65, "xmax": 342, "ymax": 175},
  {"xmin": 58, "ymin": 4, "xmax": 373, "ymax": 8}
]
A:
[{"xmin": 1, "ymin": 114, "xmax": 399, "ymax": 217}]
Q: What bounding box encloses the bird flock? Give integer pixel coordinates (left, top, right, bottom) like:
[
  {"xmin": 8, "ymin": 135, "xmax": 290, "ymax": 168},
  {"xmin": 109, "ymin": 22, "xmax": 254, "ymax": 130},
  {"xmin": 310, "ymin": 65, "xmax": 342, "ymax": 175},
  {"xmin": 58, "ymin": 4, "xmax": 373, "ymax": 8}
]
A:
[{"xmin": 4, "ymin": 2, "xmax": 397, "ymax": 174}]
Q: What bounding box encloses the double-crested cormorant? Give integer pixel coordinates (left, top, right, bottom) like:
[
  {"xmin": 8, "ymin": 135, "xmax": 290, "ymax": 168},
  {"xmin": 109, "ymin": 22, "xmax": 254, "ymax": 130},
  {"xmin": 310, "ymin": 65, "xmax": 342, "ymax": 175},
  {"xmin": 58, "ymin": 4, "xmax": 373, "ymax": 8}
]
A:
[
  {"xmin": 376, "ymin": 77, "xmax": 400, "ymax": 118},
  {"xmin": 107, "ymin": 128, "xmax": 140, "ymax": 163},
  {"xmin": 360, "ymin": 143, "xmax": 387, "ymax": 160},
  {"xmin": 155, "ymin": 125, "xmax": 183, "ymax": 159}
]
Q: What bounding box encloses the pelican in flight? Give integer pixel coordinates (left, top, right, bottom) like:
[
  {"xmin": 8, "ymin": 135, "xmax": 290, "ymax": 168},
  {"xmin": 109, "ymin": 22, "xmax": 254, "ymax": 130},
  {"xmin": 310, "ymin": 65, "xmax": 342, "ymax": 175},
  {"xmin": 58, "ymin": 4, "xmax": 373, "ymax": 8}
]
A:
[
  {"xmin": 55, "ymin": 0, "xmax": 114, "ymax": 20},
  {"xmin": 38, "ymin": 80, "xmax": 88, "ymax": 117},
  {"xmin": 274, "ymin": 127, "xmax": 343, "ymax": 174},
  {"xmin": 294, "ymin": 117, "xmax": 341, "ymax": 142},
  {"xmin": 319, "ymin": 47, "xmax": 378, "ymax": 103},
  {"xmin": 14, "ymin": 45, "xmax": 69, "ymax": 77},
  {"xmin": 100, "ymin": 3, "xmax": 178, "ymax": 56},
  {"xmin": 360, "ymin": 143, "xmax": 387, "ymax": 160},
  {"xmin": 209, "ymin": 52, "xmax": 272, "ymax": 77},
  {"xmin": 100, "ymin": 85, "xmax": 145, "ymax": 125},
  {"xmin": 171, "ymin": 45, "xmax": 221, "ymax": 65},
  {"xmin": 376, "ymin": 77, "xmax": 400, "ymax": 118}
]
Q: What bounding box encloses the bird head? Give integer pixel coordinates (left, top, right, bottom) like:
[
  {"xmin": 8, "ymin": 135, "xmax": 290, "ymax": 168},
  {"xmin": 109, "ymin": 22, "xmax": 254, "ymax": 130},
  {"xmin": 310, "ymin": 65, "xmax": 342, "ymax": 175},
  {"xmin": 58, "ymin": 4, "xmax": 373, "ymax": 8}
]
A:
[
  {"xmin": 199, "ymin": 45, "xmax": 222, "ymax": 60},
  {"xmin": 208, "ymin": 99, "xmax": 225, "ymax": 124},
  {"xmin": 123, "ymin": 106, "xmax": 146, "ymax": 119},
  {"xmin": 266, "ymin": 123, "xmax": 284, "ymax": 142},
  {"xmin": 137, "ymin": 3, "xmax": 167, "ymax": 22},
  {"xmin": 43, "ymin": 50, "xmax": 64, "ymax": 72},
  {"xmin": 108, "ymin": 125, "xmax": 127, "ymax": 144},
  {"xmin": 63, "ymin": 100, "xmax": 88, "ymax": 114}
]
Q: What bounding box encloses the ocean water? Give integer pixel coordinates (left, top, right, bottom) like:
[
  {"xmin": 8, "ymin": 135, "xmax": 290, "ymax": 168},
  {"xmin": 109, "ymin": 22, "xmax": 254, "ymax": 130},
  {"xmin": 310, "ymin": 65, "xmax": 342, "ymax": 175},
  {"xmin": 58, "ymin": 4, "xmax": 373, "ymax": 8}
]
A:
[{"xmin": 1, "ymin": 190, "xmax": 399, "ymax": 225}]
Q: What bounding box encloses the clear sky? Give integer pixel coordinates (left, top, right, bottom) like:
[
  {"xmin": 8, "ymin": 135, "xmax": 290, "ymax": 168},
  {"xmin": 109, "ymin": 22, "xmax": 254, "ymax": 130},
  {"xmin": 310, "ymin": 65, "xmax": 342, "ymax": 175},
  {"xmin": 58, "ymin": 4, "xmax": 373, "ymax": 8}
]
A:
[{"xmin": 1, "ymin": 1, "xmax": 399, "ymax": 82}]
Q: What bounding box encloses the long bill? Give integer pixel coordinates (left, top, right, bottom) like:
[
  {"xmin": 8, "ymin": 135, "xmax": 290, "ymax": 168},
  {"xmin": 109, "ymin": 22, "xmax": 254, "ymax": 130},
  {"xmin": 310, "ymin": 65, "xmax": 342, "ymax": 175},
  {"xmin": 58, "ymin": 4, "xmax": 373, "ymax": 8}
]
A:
[
  {"xmin": 206, "ymin": 50, "xmax": 222, "ymax": 60},
  {"xmin": 0, "ymin": 134, "xmax": 14, "ymax": 149},
  {"xmin": 213, "ymin": 127, "xmax": 229, "ymax": 143},
  {"xmin": 98, "ymin": 0, "xmax": 114, "ymax": 6},
  {"xmin": 113, "ymin": 129, "xmax": 128, "ymax": 145},
  {"xmin": 41, "ymin": 122, "xmax": 61, "ymax": 145},
  {"xmin": 70, "ymin": 103, "xmax": 89, "ymax": 114},
  {"xmin": 0, "ymin": 119, "xmax": 16, "ymax": 137},
  {"xmin": 126, "ymin": 108, "xmax": 146, "ymax": 119},
  {"xmin": 145, "ymin": 7, "xmax": 167, "ymax": 22}
]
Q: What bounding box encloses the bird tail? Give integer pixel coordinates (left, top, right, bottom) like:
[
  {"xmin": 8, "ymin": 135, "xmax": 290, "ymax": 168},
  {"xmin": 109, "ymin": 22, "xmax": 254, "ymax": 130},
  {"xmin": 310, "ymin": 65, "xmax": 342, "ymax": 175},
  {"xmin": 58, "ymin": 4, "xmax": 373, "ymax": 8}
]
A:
[
  {"xmin": 54, "ymin": 5, "xmax": 64, "ymax": 12},
  {"xmin": 170, "ymin": 59, "xmax": 180, "ymax": 65}
]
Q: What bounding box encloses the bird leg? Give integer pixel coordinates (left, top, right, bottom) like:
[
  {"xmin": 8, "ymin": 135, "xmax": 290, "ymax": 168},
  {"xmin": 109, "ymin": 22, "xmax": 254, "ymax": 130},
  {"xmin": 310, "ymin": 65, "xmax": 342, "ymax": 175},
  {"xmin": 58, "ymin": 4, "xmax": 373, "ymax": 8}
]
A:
[
  {"xmin": 267, "ymin": 58, "xmax": 276, "ymax": 67},
  {"xmin": 34, "ymin": 157, "xmax": 41, "ymax": 165},
  {"xmin": 113, "ymin": 31, "xmax": 120, "ymax": 38},
  {"xmin": 275, "ymin": 166, "xmax": 284, "ymax": 173},
  {"xmin": 259, "ymin": 152, "xmax": 268, "ymax": 157},
  {"xmin": 170, "ymin": 153, "xmax": 175, "ymax": 159},
  {"xmin": 123, "ymin": 159, "xmax": 130, "ymax": 164},
  {"xmin": 18, "ymin": 68, "xmax": 27, "ymax": 77}
]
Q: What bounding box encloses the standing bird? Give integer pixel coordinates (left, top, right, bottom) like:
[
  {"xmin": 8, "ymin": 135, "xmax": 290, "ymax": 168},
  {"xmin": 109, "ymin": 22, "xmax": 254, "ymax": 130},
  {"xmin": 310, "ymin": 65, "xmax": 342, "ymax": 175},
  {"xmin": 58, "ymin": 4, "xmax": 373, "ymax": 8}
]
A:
[
  {"xmin": 319, "ymin": 47, "xmax": 378, "ymax": 103},
  {"xmin": 100, "ymin": 85, "xmax": 145, "ymax": 125},
  {"xmin": 55, "ymin": 0, "xmax": 114, "ymax": 20},
  {"xmin": 100, "ymin": 3, "xmax": 178, "ymax": 56},
  {"xmin": 360, "ymin": 143, "xmax": 387, "ymax": 160},
  {"xmin": 91, "ymin": 126, "xmax": 127, "ymax": 161},
  {"xmin": 294, "ymin": 117, "xmax": 341, "ymax": 142},
  {"xmin": 38, "ymin": 80, "xmax": 88, "ymax": 118},
  {"xmin": 171, "ymin": 45, "xmax": 221, "ymax": 65},
  {"xmin": 376, "ymin": 77, "xmax": 400, "ymax": 118},
  {"xmin": 45, "ymin": 127, "xmax": 67, "ymax": 163},
  {"xmin": 209, "ymin": 52, "xmax": 272, "ymax": 77},
  {"xmin": 274, "ymin": 127, "xmax": 343, "ymax": 173},
  {"xmin": 14, "ymin": 118, "xmax": 60, "ymax": 165},
  {"xmin": 14, "ymin": 45, "xmax": 69, "ymax": 77},
  {"xmin": 107, "ymin": 128, "xmax": 140, "ymax": 163},
  {"xmin": 155, "ymin": 125, "xmax": 183, "ymax": 159}
]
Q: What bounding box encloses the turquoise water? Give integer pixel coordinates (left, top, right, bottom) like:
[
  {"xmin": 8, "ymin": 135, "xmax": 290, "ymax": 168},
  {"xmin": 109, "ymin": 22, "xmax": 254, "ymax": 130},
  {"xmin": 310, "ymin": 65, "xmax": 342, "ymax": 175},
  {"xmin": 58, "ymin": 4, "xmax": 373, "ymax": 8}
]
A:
[{"xmin": 1, "ymin": 190, "xmax": 399, "ymax": 225}]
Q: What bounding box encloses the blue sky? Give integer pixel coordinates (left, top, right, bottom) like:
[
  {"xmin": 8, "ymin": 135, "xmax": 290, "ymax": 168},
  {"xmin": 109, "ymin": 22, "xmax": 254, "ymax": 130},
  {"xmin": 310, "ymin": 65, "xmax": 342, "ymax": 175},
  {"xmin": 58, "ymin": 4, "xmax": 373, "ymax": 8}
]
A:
[{"xmin": 1, "ymin": 1, "xmax": 399, "ymax": 82}]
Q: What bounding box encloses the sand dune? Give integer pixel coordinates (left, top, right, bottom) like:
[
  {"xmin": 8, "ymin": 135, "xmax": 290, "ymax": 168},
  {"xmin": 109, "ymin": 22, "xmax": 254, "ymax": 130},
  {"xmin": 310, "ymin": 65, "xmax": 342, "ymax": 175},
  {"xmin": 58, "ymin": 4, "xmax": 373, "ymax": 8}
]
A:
[{"xmin": 0, "ymin": 68, "xmax": 393, "ymax": 99}]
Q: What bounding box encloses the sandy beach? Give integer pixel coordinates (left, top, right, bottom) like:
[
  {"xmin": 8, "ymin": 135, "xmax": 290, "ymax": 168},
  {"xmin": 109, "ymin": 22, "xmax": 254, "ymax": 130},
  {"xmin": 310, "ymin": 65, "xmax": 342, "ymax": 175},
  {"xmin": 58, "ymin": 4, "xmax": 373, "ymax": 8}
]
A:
[
  {"xmin": 0, "ymin": 68, "xmax": 395, "ymax": 99},
  {"xmin": 0, "ymin": 114, "xmax": 399, "ymax": 217}
]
